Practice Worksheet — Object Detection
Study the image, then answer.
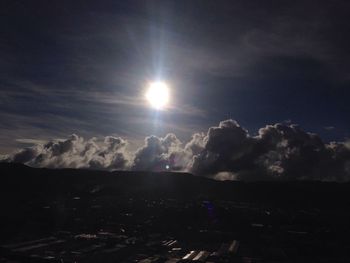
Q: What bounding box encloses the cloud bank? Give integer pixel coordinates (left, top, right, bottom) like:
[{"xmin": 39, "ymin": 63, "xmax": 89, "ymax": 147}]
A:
[{"xmin": 2, "ymin": 120, "xmax": 350, "ymax": 181}]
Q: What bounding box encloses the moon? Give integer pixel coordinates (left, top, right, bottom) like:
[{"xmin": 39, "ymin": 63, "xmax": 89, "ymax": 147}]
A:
[{"xmin": 145, "ymin": 82, "xmax": 170, "ymax": 110}]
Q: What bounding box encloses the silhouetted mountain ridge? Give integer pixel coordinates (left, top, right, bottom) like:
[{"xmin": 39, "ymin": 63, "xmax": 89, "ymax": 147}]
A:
[{"xmin": 1, "ymin": 162, "xmax": 350, "ymax": 208}]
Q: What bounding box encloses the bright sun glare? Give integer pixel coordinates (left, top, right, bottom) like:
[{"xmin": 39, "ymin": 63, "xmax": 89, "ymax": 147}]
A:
[{"xmin": 146, "ymin": 82, "xmax": 170, "ymax": 110}]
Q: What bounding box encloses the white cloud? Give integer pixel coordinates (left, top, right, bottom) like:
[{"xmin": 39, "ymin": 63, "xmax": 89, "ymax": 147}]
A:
[{"xmin": 3, "ymin": 120, "xmax": 350, "ymax": 182}]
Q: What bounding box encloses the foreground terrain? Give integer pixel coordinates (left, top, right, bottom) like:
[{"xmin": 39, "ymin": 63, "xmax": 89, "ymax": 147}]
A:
[{"xmin": 1, "ymin": 163, "xmax": 350, "ymax": 262}]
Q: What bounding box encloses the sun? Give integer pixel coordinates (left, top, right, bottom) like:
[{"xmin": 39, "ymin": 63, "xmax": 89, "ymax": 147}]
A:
[{"xmin": 145, "ymin": 81, "xmax": 170, "ymax": 110}]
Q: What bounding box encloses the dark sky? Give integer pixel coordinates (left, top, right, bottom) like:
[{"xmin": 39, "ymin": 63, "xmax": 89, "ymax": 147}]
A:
[{"xmin": 1, "ymin": 0, "xmax": 350, "ymax": 154}]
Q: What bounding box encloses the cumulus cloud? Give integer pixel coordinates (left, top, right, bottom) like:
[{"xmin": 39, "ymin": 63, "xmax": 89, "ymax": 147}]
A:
[
  {"xmin": 132, "ymin": 134, "xmax": 182, "ymax": 171},
  {"xmin": 2, "ymin": 120, "xmax": 350, "ymax": 181},
  {"xmin": 1, "ymin": 134, "xmax": 130, "ymax": 170},
  {"xmin": 191, "ymin": 120, "xmax": 256, "ymax": 176}
]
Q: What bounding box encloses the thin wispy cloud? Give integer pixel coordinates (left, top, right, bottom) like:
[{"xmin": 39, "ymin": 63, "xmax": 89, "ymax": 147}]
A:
[{"xmin": 1, "ymin": 0, "xmax": 349, "ymax": 167}]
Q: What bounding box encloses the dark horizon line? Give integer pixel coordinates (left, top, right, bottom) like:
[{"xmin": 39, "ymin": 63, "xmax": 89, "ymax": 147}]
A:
[{"xmin": 2, "ymin": 161, "xmax": 349, "ymax": 184}]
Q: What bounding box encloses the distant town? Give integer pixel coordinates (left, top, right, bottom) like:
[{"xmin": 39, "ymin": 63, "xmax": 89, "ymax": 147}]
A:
[{"xmin": 1, "ymin": 164, "xmax": 350, "ymax": 262}]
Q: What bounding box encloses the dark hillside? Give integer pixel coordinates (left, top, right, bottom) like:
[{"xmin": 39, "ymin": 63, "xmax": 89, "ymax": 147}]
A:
[{"xmin": 1, "ymin": 163, "xmax": 350, "ymax": 262}]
